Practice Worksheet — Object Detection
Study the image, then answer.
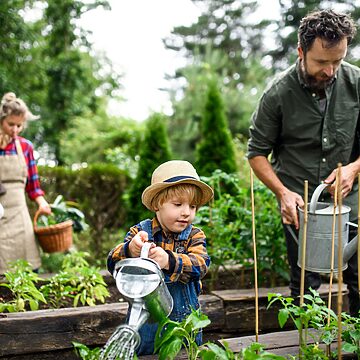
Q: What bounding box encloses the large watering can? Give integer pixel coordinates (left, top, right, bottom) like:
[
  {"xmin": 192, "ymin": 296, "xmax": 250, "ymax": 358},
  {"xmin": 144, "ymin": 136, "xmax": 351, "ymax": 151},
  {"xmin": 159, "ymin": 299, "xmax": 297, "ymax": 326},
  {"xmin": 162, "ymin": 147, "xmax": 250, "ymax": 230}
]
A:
[
  {"xmin": 113, "ymin": 242, "xmax": 173, "ymax": 324},
  {"xmin": 287, "ymin": 183, "xmax": 358, "ymax": 273}
]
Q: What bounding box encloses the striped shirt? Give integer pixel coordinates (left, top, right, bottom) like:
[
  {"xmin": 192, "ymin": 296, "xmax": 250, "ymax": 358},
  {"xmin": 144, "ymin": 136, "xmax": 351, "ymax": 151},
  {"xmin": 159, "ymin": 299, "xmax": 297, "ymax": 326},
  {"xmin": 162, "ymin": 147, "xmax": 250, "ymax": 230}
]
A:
[
  {"xmin": 108, "ymin": 217, "xmax": 210, "ymax": 284},
  {"xmin": 0, "ymin": 136, "xmax": 44, "ymax": 200}
]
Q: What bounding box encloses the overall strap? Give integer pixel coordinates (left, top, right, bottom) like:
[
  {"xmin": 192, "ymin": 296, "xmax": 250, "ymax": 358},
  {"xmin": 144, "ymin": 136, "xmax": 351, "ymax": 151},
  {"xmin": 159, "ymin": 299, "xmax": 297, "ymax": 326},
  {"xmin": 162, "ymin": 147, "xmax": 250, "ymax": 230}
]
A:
[
  {"xmin": 179, "ymin": 224, "xmax": 192, "ymax": 241},
  {"xmin": 139, "ymin": 219, "xmax": 153, "ymax": 241}
]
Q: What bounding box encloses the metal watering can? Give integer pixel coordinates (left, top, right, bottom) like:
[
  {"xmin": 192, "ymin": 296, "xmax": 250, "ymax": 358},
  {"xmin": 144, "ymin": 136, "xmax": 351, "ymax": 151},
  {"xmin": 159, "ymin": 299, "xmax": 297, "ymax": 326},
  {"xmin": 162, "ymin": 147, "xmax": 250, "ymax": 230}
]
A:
[
  {"xmin": 114, "ymin": 241, "xmax": 173, "ymax": 325},
  {"xmin": 287, "ymin": 183, "xmax": 358, "ymax": 273},
  {"xmin": 100, "ymin": 242, "xmax": 174, "ymax": 359}
]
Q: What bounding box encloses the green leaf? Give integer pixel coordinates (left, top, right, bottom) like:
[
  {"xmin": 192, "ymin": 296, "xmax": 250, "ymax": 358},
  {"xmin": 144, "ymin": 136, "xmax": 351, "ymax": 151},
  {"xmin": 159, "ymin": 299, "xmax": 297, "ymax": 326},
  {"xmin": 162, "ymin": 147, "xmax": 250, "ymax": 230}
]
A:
[
  {"xmin": 278, "ymin": 308, "xmax": 289, "ymax": 328},
  {"xmin": 158, "ymin": 338, "xmax": 182, "ymax": 360}
]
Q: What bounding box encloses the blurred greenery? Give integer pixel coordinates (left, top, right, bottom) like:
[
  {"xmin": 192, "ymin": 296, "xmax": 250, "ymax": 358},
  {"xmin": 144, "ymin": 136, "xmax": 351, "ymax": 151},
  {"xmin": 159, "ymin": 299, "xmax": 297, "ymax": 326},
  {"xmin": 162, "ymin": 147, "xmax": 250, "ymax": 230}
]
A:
[{"xmin": 5, "ymin": 0, "xmax": 359, "ymax": 281}]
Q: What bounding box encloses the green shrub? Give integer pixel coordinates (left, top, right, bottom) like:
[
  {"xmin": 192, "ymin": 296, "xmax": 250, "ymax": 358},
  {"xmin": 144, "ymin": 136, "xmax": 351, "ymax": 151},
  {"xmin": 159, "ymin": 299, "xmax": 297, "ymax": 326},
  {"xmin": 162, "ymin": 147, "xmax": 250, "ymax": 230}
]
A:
[{"xmin": 195, "ymin": 170, "xmax": 288, "ymax": 287}]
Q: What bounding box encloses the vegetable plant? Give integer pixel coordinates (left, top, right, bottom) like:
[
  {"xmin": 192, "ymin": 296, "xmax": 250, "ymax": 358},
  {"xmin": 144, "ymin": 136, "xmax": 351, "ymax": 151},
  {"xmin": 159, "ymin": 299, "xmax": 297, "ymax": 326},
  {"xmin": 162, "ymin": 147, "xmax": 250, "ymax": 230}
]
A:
[
  {"xmin": 341, "ymin": 312, "xmax": 360, "ymax": 357},
  {"xmin": 267, "ymin": 288, "xmax": 338, "ymax": 359},
  {"xmin": 37, "ymin": 194, "xmax": 88, "ymax": 232},
  {"xmin": 0, "ymin": 259, "xmax": 47, "ymax": 312},
  {"xmin": 154, "ymin": 308, "xmax": 211, "ymax": 360},
  {"xmin": 41, "ymin": 251, "xmax": 110, "ymax": 308},
  {"xmin": 73, "ymin": 341, "xmax": 101, "ymax": 360}
]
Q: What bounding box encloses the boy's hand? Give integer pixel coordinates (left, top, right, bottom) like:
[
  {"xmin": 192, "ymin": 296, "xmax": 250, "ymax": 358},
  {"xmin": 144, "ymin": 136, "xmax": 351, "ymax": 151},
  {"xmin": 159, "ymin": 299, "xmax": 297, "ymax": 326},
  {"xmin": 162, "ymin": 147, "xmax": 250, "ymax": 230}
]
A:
[
  {"xmin": 148, "ymin": 246, "xmax": 169, "ymax": 270},
  {"xmin": 129, "ymin": 231, "xmax": 148, "ymax": 257}
]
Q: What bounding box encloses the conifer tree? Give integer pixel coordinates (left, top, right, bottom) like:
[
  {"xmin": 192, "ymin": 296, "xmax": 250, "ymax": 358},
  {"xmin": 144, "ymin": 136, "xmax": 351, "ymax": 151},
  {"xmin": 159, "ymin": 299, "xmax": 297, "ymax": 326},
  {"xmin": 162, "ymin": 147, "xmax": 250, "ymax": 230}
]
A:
[
  {"xmin": 126, "ymin": 113, "xmax": 172, "ymax": 226},
  {"xmin": 195, "ymin": 80, "xmax": 237, "ymax": 176}
]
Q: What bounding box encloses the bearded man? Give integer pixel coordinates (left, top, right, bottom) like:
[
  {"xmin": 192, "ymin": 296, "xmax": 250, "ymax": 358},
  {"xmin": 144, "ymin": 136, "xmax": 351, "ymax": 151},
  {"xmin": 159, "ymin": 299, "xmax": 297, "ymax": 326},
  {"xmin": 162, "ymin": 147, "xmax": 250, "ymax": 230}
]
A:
[{"xmin": 247, "ymin": 9, "xmax": 360, "ymax": 316}]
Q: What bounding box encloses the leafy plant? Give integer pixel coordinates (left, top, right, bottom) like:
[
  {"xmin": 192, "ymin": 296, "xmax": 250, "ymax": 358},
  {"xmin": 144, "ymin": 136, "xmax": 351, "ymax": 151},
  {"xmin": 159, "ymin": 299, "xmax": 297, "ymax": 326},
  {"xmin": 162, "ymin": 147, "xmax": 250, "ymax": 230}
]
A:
[
  {"xmin": 341, "ymin": 312, "xmax": 360, "ymax": 357},
  {"xmin": 0, "ymin": 260, "xmax": 47, "ymax": 312},
  {"xmin": 73, "ymin": 341, "xmax": 101, "ymax": 360},
  {"xmin": 37, "ymin": 194, "xmax": 88, "ymax": 233},
  {"xmin": 41, "ymin": 251, "xmax": 110, "ymax": 308},
  {"xmin": 195, "ymin": 170, "xmax": 288, "ymax": 288},
  {"xmin": 267, "ymin": 288, "xmax": 338, "ymax": 358},
  {"xmin": 154, "ymin": 308, "xmax": 211, "ymax": 360}
]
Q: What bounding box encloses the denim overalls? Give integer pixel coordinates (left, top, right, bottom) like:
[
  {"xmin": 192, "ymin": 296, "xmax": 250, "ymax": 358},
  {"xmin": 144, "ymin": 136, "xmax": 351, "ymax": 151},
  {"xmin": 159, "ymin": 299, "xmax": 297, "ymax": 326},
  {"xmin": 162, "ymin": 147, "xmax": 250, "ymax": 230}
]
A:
[{"xmin": 135, "ymin": 219, "xmax": 202, "ymax": 355}]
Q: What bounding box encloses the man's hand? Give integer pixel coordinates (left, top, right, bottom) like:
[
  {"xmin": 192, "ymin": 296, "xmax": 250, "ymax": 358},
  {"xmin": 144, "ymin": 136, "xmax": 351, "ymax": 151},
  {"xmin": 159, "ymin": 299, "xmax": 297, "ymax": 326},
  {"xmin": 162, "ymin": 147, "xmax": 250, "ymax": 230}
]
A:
[
  {"xmin": 128, "ymin": 231, "xmax": 149, "ymax": 257},
  {"xmin": 324, "ymin": 163, "xmax": 359, "ymax": 198},
  {"xmin": 278, "ymin": 189, "xmax": 304, "ymax": 229},
  {"xmin": 148, "ymin": 246, "xmax": 169, "ymax": 270}
]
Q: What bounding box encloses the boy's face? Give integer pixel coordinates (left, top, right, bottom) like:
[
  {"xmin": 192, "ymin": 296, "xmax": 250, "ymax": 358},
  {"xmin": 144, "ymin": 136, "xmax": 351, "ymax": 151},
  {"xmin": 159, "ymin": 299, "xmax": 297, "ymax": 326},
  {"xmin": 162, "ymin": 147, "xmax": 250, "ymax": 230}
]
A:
[{"xmin": 155, "ymin": 195, "xmax": 197, "ymax": 233}]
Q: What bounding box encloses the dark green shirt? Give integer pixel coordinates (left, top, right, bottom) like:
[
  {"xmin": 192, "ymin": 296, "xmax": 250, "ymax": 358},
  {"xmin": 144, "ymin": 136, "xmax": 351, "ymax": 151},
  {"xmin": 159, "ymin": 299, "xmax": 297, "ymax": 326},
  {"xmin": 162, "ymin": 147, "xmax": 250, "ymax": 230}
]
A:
[{"xmin": 247, "ymin": 60, "xmax": 360, "ymax": 219}]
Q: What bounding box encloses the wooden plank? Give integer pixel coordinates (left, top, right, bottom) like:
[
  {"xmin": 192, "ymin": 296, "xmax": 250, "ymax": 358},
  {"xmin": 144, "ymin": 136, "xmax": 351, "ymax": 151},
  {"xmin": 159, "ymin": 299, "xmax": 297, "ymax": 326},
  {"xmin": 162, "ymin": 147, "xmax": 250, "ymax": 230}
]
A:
[
  {"xmin": 212, "ymin": 283, "xmax": 348, "ymax": 302},
  {"xmin": 219, "ymin": 330, "xmax": 356, "ymax": 359},
  {"xmin": 200, "ymin": 294, "xmax": 224, "ymax": 330},
  {"xmin": 0, "ymin": 303, "xmax": 128, "ymax": 356},
  {"xmin": 212, "ymin": 284, "xmax": 348, "ymax": 333}
]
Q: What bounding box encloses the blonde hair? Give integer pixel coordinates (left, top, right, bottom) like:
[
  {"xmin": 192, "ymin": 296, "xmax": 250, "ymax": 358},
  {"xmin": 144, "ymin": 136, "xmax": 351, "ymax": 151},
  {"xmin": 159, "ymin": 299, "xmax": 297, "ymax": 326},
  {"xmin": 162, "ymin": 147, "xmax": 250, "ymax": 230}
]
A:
[
  {"xmin": 0, "ymin": 92, "xmax": 38, "ymax": 125},
  {"xmin": 151, "ymin": 183, "xmax": 204, "ymax": 210}
]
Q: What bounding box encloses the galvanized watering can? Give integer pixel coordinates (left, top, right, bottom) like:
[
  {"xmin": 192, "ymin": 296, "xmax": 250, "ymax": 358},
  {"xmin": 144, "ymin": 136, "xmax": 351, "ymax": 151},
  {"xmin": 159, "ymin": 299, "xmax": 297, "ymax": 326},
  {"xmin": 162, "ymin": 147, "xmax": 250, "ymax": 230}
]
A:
[
  {"xmin": 287, "ymin": 183, "xmax": 358, "ymax": 273},
  {"xmin": 114, "ymin": 242, "xmax": 173, "ymax": 324}
]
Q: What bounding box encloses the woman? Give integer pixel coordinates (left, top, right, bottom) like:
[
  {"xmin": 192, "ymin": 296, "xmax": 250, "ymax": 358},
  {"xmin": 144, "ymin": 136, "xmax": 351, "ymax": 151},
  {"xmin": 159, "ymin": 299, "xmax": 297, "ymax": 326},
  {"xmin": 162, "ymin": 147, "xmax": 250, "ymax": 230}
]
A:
[{"xmin": 0, "ymin": 92, "xmax": 51, "ymax": 273}]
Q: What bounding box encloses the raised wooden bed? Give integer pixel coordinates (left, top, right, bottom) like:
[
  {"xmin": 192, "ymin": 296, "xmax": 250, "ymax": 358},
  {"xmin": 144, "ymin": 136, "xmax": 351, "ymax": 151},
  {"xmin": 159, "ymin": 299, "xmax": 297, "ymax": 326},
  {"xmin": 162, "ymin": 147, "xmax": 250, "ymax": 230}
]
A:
[{"xmin": 0, "ymin": 282, "xmax": 348, "ymax": 359}]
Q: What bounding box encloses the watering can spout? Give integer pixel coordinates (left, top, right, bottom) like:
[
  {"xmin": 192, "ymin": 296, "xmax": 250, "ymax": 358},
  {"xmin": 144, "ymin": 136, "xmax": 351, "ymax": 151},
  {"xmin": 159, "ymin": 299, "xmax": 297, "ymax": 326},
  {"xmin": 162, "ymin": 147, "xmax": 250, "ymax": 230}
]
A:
[{"xmin": 343, "ymin": 233, "xmax": 359, "ymax": 264}]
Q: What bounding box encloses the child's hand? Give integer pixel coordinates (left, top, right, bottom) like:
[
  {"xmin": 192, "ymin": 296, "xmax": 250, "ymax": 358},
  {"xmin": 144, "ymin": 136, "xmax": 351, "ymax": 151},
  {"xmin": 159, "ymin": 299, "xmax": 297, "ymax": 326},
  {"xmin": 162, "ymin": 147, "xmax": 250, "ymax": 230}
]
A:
[
  {"xmin": 129, "ymin": 231, "xmax": 148, "ymax": 257},
  {"xmin": 148, "ymin": 246, "xmax": 169, "ymax": 270}
]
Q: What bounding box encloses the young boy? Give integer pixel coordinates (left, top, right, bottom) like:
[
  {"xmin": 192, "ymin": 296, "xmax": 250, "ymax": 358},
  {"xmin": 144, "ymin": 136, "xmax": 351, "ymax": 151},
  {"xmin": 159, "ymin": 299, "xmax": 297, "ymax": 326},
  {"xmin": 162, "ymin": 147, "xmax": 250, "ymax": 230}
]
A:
[{"xmin": 107, "ymin": 160, "xmax": 213, "ymax": 355}]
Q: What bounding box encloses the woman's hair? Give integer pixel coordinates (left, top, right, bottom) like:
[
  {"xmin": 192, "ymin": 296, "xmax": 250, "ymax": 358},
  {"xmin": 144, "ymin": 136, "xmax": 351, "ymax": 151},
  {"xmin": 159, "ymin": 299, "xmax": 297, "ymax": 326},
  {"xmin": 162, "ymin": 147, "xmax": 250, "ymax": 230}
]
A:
[
  {"xmin": 298, "ymin": 9, "xmax": 356, "ymax": 54},
  {"xmin": 0, "ymin": 92, "xmax": 38, "ymax": 124},
  {"xmin": 151, "ymin": 183, "xmax": 204, "ymax": 210}
]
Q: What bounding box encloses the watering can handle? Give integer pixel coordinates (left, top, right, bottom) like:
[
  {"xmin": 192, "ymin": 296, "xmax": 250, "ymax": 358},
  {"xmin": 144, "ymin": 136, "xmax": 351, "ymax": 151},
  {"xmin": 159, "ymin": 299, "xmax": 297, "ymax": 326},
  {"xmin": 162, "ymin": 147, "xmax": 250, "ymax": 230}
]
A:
[
  {"xmin": 309, "ymin": 183, "xmax": 330, "ymax": 214},
  {"xmin": 140, "ymin": 242, "xmax": 152, "ymax": 259}
]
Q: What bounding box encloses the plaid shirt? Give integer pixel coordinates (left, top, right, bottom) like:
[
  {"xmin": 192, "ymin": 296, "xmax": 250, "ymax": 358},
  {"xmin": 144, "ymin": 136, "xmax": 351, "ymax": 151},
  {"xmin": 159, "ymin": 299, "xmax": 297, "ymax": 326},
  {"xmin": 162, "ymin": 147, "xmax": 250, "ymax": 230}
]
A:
[
  {"xmin": 108, "ymin": 217, "xmax": 210, "ymax": 284},
  {"xmin": 0, "ymin": 136, "xmax": 44, "ymax": 200}
]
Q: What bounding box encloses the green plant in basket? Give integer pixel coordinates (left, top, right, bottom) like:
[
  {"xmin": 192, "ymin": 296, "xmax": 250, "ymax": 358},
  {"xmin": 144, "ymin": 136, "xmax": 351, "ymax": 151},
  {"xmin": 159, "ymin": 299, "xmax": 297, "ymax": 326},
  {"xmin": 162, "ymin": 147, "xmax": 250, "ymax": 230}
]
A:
[{"xmin": 37, "ymin": 195, "xmax": 88, "ymax": 232}]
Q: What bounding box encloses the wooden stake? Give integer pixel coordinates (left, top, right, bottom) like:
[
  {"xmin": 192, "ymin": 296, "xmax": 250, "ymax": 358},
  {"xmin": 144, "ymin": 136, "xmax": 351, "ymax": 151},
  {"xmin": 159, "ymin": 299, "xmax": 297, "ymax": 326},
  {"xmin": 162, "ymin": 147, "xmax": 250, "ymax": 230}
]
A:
[
  {"xmin": 358, "ymin": 173, "xmax": 360, "ymax": 295},
  {"xmin": 250, "ymin": 169, "xmax": 259, "ymax": 343},
  {"xmin": 326, "ymin": 176, "xmax": 338, "ymax": 357},
  {"xmin": 299, "ymin": 180, "xmax": 308, "ymax": 358},
  {"xmin": 337, "ymin": 164, "xmax": 343, "ymax": 360},
  {"xmin": 300, "ymin": 180, "xmax": 308, "ymax": 306}
]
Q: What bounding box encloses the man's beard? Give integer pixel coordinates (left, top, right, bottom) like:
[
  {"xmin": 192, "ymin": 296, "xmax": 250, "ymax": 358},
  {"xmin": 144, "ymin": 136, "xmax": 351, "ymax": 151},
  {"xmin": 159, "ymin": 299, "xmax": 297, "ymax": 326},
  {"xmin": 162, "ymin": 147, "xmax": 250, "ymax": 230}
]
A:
[{"xmin": 300, "ymin": 59, "xmax": 335, "ymax": 91}]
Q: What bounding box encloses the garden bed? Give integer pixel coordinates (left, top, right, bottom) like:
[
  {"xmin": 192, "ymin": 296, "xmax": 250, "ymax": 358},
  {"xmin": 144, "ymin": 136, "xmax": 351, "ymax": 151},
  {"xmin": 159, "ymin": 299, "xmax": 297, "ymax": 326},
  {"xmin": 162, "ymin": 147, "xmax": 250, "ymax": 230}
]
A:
[{"xmin": 0, "ymin": 283, "xmax": 347, "ymax": 359}]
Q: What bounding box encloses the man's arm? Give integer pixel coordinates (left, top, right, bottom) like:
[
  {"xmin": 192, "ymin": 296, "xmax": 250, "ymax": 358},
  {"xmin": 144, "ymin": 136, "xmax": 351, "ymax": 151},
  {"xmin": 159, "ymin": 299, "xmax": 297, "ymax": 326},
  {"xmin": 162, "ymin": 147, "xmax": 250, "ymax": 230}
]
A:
[{"xmin": 249, "ymin": 155, "xmax": 304, "ymax": 228}]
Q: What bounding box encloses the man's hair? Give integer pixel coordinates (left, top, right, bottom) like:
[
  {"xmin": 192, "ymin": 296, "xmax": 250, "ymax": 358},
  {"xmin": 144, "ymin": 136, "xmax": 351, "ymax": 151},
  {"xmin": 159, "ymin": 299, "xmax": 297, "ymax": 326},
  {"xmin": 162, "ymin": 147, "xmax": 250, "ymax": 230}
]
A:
[
  {"xmin": 298, "ymin": 9, "xmax": 356, "ymax": 54},
  {"xmin": 151, "ymin": 184, "xmax": 203, "ymax": 211}
]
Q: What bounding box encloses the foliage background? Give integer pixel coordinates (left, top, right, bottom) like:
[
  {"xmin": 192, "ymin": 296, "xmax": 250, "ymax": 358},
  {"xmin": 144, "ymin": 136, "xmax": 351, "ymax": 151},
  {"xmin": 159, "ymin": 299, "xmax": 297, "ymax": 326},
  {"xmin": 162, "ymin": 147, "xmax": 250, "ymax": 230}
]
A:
[{"xmin": 5, "ymin": 0, "xmax": 360, "ymax": 279}]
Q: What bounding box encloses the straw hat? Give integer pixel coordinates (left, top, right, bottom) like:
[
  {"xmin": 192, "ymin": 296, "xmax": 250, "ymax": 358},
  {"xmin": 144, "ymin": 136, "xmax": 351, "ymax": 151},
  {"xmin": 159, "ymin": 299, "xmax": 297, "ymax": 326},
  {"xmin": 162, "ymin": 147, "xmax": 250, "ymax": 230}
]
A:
[{"xmin": 142, "ymin": 160, "xmax": 214, "ymax": 211}]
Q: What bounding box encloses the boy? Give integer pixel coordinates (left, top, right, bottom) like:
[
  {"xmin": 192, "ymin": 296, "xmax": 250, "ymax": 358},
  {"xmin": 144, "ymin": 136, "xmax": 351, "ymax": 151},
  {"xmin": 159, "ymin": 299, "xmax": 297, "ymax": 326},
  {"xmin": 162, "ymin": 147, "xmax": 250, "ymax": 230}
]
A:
[{"xmin": 107, "ymin": 160, "xmax": 213, "ymax": 355}]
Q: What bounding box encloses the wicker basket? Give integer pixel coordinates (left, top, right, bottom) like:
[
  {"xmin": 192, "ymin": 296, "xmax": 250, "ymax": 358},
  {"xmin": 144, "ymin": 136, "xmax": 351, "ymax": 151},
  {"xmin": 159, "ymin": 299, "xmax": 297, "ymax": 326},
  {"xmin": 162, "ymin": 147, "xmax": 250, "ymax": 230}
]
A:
[{"xmin": 33, "ymin": 210, "xmax": 73, "ymax": 253}]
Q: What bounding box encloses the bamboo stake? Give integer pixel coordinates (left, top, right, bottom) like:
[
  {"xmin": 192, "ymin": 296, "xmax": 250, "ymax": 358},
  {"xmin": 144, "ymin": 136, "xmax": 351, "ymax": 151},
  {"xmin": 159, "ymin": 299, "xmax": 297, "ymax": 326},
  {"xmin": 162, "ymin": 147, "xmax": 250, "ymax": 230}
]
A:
[
  {"xmin": 358, "ymin": 173, "xmax": 360, "ymax": 296},
  {"xmin": 299, "ymin": 180, "xmax": 308, "ymax": 359},
  {"xmin": 326, "ymin": 176, "xmax": 338, "ymax": 357},
  {"xmin": 337, "ymin": 164, "xmax": 343, "ymax": 360},
  {"xmin": 250, "ymin": 169, "xmax": 259, "ymax": 343},
  {"xmin": 300, "ymin": 180, "xmax": 308, "ymax": 305}
]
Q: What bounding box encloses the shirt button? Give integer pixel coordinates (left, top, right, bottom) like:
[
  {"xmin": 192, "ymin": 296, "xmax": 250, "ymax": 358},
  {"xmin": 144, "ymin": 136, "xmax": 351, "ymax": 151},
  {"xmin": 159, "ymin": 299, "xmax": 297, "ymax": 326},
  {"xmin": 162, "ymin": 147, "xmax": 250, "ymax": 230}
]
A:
[
  {"xmin": 322, "ymin": 158, "xmax": 326, "ymax": 163},
  {"xmin": 312, "ymin": 93, "xmax": 316, "ymax": 97},
  {"xmin": 323, "ymin": 138, "xmax": 327, "ymax": 143}
]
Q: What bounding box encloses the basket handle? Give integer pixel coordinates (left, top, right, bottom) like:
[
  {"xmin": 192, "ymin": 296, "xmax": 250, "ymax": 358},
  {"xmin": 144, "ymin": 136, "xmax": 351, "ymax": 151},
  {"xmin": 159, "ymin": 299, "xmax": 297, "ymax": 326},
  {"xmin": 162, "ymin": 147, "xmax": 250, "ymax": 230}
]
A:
[{"xmin": 33, "ymin": 209, "xmax": 42, "ymax": 232}]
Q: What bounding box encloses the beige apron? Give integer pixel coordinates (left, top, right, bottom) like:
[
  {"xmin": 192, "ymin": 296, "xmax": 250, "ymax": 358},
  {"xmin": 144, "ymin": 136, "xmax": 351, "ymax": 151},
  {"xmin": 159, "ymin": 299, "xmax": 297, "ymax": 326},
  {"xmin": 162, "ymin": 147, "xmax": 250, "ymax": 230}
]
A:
[{"xmin": 0, "ymin": 139, "xmax": 41, "ymax": 273}]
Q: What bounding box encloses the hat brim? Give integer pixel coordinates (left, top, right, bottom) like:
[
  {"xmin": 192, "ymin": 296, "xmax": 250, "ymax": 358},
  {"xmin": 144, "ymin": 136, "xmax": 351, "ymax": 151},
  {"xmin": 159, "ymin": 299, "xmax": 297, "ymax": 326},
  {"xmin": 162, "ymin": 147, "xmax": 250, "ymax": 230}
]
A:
[{"xmin": 142, "ymin": 178, "xmax": 213, "ymax": 211}]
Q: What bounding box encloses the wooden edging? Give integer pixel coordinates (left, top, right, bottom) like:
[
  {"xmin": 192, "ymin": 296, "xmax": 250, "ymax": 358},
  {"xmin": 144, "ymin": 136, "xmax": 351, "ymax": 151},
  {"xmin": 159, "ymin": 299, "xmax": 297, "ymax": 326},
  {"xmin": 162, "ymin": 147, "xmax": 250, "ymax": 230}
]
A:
[{"xmin": 0, "ymin": 284, "xmax": 348, "ymax": 357}]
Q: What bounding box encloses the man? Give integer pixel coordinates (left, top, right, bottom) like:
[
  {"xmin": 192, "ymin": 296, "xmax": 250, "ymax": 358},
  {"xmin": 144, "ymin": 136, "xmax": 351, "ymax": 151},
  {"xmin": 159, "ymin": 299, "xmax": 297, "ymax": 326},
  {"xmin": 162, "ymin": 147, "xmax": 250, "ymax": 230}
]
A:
[{"xmin": 247, "ymin": 9, "xmax": 360, "ymax": 316}]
